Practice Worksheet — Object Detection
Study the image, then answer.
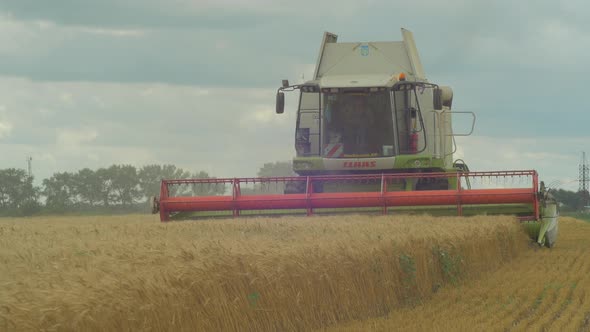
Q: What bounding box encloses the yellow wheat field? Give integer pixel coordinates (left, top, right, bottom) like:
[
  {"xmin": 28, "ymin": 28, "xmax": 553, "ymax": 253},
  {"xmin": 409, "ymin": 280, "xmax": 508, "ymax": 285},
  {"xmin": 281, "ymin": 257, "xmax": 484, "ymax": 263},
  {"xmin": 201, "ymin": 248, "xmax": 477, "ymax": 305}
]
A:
[
  {"xmin": 336, "ymin": 216, "xmax": 590, "ymax": 332},
  {"xmin": 0, "ymin": 214, "xmax": 585, "ymax": 331}
]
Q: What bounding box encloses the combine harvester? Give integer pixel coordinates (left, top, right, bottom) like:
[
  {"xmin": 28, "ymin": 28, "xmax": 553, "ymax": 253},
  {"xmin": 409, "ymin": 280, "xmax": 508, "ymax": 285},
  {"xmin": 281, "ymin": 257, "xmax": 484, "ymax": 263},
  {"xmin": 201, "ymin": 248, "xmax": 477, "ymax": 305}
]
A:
[{"xmin": 152, "ymin": 29, "xmax": 558, "ymax": 247}]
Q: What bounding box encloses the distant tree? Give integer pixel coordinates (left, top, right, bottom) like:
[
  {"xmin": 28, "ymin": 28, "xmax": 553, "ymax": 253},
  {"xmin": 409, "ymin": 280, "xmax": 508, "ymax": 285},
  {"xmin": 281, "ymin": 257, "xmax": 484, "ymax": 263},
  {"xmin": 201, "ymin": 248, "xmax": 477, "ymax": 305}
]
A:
[
  {"xmin": 138, "ymin": 164, "xmax": 192, "ymax": 199},
  {"xmin": 257, "ymin": 161, "xmax": 296, "ymax": 177},
  {"xmin": 253, "ymin": 161, "xmax": 296, "ymax": 194},
  {"xmin": 96, "ymin": 167, "xmax": 115, "ymax": 206},
  {"xmin": 42, "ymin": 172, "xmax": 78, "ymax": 211},
  {"xmin": 75, "ymin": 168, "xmax": 103, "ymax": 206},
  {"xmin": 0, "ymin": 168, "xmax": 40, "ymax": 216},
  {"xmin": 190, "ymin": 171, "xmax": 225, "ymax": 196},
  {"xmin": 30, "ymin": 164, "xmax": 228, "ymax": 215},
  {"xmin": 108, "ymin": 165, "xmax": 141, "ymax": 206},
  {"xmin": 578, "ymin": 190, "xmax": 590, "ymax": 209},
  {"xmin": 137, "ymin": 165, "xmax": 163, "ymax": 200},
  {"xmin": 552, "ymin": 189, "xmax": 590, "ymax": 211}
]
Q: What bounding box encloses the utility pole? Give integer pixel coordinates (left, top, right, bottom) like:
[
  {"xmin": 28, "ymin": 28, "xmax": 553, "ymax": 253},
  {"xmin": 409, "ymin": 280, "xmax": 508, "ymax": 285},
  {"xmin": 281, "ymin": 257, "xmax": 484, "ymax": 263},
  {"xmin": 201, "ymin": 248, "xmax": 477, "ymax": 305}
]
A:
[
  {"xmin": 580, "ymin": 152, "xmax": 589, "ymax": 208},
  {"xmin": 26, "ymin": 156, "xmax": 32, "ymax": 178}
]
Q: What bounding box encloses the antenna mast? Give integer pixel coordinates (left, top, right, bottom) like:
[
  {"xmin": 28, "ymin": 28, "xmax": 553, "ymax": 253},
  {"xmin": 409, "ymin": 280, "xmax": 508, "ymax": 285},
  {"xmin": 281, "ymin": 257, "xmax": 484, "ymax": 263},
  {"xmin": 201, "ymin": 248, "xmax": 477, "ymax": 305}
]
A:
[{"xmin": 26, "ymin": 156, "xmax": 32, "ymax": 178}]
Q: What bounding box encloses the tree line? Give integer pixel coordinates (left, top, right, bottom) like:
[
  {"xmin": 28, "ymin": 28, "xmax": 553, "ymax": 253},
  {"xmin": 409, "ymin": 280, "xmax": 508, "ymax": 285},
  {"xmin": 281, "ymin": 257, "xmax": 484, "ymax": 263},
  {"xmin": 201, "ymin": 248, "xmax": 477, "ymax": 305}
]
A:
[
  {"xmin": 0, "ymin": 165, "xmax": 224, "ymax": 216},
  {"xmin": 0, "ymin": 161, "xmax": 295, "ymax": 217},
  {"xmin": 3, "ymin": 161, "xmax": 586, "ymax": 217},
  {"xmin": 551, "ymin": 189, "xmax": 590, "ymax": 212}
]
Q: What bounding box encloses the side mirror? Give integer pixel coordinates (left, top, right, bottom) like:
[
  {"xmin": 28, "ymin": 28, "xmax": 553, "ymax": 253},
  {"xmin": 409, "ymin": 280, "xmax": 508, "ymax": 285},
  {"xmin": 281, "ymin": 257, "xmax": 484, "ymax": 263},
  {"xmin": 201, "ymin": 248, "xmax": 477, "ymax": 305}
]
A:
[
  {"xmin": 282, "ymin": 79, "xmax": 290, "ymax": 88},
  {"xmin": 276, "ymin": 91, "xmax": 285, "ymax": 114},
  {"xmin": 433, "ymin": 88, "xmax": 443, "ymax": 110},
  {"xmin": 440, "ymin": 86, "xmax": 454, "ymax": 108}
]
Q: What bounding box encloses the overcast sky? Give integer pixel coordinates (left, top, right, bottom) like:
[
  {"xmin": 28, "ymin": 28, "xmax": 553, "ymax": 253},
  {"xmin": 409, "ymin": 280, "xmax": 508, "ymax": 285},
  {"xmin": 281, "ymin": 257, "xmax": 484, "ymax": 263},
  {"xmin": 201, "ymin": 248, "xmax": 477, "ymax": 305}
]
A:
[{"xmin": 0, "ymin": 0, "xmax": 588, "ymax": 190}]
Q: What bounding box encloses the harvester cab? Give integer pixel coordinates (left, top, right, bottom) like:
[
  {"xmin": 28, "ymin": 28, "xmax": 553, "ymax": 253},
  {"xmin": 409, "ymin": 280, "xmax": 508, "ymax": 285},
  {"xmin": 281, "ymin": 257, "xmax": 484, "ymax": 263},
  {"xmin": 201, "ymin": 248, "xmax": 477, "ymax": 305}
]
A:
[
  {"xmin": 152, "ymin": 29, "xmax": 558, "ymax": 249},
  {"xmin": 276, "ymin": 29, "xmax": 471, "ymax": 192}
]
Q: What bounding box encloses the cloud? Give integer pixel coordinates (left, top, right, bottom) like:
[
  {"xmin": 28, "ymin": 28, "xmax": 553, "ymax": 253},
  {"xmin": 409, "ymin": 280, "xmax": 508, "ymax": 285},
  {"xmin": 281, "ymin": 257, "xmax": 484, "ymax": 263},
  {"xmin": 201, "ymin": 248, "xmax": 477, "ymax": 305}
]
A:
[
  {"xmin": 0, "ymin": 1, "xmax": 588, "ymax": 89},
  {"xmin": 461, "ymin": 18, "xmax": 590, "ymax": 70},
  {"xmin": 56, "ymin": 128, "xmax": 98, "ymax": 148},
  {"xmin": 0, "ymin": 14, "xmax": 313, "ymax": 86},
  {"xmin": 0, "ymin": 1, "xmax": 281, "ymax": 29},
  {"xmin": 0, "ymin": 77, "xmax": 296, "ymax": 182},
  {"xmin": 456, "ymin": 136, "xmax": 586, "ymax": 191},
  {"xmin": 0, "ymin": 0, "xmax": 587, "ymax": 190},
  {"xmin": 0, "ymin": 120, "xmax": 12, "ymax": 138},
  {"xmin": 79, "ymin": 27, "xmax": 146, "ymax": 37}
]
